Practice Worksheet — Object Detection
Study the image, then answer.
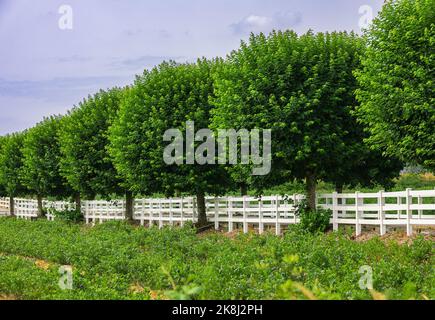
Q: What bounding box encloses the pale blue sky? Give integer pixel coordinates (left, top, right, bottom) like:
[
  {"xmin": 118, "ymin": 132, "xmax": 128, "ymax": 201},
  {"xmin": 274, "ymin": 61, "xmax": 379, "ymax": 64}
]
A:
[{"xmin": 0, "ymin": 0, "xmax": 384, "ymax": 135}]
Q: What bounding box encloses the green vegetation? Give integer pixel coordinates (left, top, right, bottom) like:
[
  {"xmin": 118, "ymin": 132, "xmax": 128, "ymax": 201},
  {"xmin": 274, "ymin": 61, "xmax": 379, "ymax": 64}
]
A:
[
  {"xmin": 20, "ymin": 116, "xmax": 70, "ymax": 216},
  {"xmin": 109, "ymin": 60, "xmax": 230, "ymax": 225},
  {"xmin": 0, "ymin": 219, "xmax": 432, "ymax": 300},
  {"xmin": 48, "ymin": 207, "xmax": 83, "ymax": 223},
  {"xmin": 0, "ymin": 0, "xmax": 433, "ymax": 302},
  {"xmin": 211, "ymin": 30, "xmax": 402, "ymax": 209},
  {"xmin": 1, "ymin": 0, "xmax": 433, "ymax": 221},
  {"xmin": 58, "ymin": 88, "xmax": 128, "ymax": 214},
  {"xmin": 0, "ymin": 133, "xmax": 28, "ymax": 215},
  {"xmin": 244, "ymin": 173, "xmax": 435, "ymax": 197},
  {"xmin": 294, "ymin": 200, "xmax": 332, "ymax": 234},
  {"xmin": 356, "ymin": 0, "xmax": 435, "ymax": 171}
]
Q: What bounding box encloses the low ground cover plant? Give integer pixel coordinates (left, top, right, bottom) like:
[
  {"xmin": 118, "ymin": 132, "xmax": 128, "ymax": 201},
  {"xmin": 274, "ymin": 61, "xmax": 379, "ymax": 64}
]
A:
[
  {"xmin": 0, "ymin": 218, "xmax": 432, "ymax": 300},
  {"xmin": 294, "ymin": 200, "xmax": 332, "ymax": 234}
]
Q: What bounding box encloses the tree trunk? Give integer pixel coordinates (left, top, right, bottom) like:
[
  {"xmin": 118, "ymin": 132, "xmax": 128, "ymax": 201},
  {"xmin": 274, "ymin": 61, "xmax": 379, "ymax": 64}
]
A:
[
  {"xmin": 125, "ymin": 190, "xmax": 134, "ymax": 221},
  {"xmin": 305, "ymin": 172, "xmax": 317, "ymax": 211},
  {"xmin": 37, "ymin": 195, "xmax": 44, "ymax": 217},
  {"xmin": 9, "ymin": 196, "xmax": 14, "ymax": 216},
  {"xmin": 196, "ymin": 191, "xmax": 207, "ymax": 226},
  {"xmin": 240, "ymin": 183, "xmax": 248, "ymax": 196},
  {"xmin": 74, "ymin": 193, "xmax": 81, "ymax": 211}
]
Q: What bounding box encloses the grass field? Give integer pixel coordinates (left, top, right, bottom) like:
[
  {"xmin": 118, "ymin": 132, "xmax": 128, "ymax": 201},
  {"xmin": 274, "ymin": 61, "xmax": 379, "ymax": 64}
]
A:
[{"xmin": 0, "ymin": 218, "xmax": 433, "ymax": 300}]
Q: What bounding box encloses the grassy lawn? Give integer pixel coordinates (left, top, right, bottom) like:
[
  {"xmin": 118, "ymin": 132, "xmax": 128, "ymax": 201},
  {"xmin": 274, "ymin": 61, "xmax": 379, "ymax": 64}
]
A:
[{"xmin": 0, "ymin": 218, "xmax": 433, "ymax": 300}]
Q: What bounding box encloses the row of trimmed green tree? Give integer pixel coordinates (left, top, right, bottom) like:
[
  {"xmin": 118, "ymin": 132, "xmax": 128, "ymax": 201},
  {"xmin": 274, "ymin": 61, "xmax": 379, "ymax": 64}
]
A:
[{"xmin": 0, "ymin": 0, "xmax": 432, "ymax": 224}]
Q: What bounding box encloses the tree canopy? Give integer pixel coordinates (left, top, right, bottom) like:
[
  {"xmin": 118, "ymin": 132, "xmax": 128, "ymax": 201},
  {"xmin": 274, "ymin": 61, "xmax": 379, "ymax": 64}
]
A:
[
  {"xmin": 20, "ymin": 115, "xmax": 70, "ymax": 198},
  {"xmin": 0, "ymin": 132, "xmax": 27, "ymax": 199},
  {"xmin": 59, "ymin": 88, "xmax": 125, "ymax": 199},
  {"xmin": 212, "ymin": 30, "xmax": 378, "ymax": 208},
  {"xmin": 2, "ymin": 11, "xmax": 432, "ymax": 217},
  {"xmin": 355, "ymin": 0, "xmax": 435, "ymax": 171},
  {"xmin": 20, "ymin": 116, "xmax": 71, "ymax": 215},
  {"xmin": 109, "ymin": 59, "xmax": 231, "ymax": 224}
]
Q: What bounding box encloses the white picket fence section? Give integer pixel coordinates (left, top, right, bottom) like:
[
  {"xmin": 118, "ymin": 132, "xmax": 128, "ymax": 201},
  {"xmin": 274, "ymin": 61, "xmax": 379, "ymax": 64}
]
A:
[
  {"xmin": 44, "ymin": 200, "xmax": 77, "ymax": 221},
  {"xmin": 132, "ymin": 195, "xmax": 305, "ymax": 235},
  {"xmin": 321, "ymin": 189, "xmax": 435, "ymax": 236},
  {"xmin": 84, "ymin": 200, "xmax": 125, "ymax": 223},
  {"xmin": 0, "ymin": 197, "xmax": 9, "ymax": 216},
  {"xmin": 0, "ymin": 188, "xmax": 434, "ymax": 236}
]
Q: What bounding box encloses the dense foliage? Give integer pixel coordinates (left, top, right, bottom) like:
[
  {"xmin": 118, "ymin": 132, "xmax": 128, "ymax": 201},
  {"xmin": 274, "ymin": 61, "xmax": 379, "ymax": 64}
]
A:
[
  {"xmin": 0, "ymin": 219, "xmax": 432, "ymax": 300},
  {"xmin": 0, "ymin": 1, "xmax": 432, "ymax": 212},
  {"xmin": 211, "ymin": 30, "xmax": 401, "ymax": 209},
  {"xmin": 356, "ymin": 0, "xmax": 435, "ymax": 171},
  {"xmin": 48, "ymin": 207, "xmax": 83, "ymax": 223},
  {"xmin": 0, "ymin": 1, "xmax": 433, "ymax": 303},
  {"xmin": 110, "ymin": 60, "xmax": 231, "ymax": 224},
  {"xmin": 20, "ymin": 116, "xmax": 70, "ymax": 215},
  {"xmin": 0, "ymin": 133, "xmax": 27, "ymax": 200},
  {"xmin": 59, "ymin": 88, "xmax": 125, "ymax": 199},
  {"xmin": 294, "ymin": 200, "xmax": 332, "ymax": 234}
]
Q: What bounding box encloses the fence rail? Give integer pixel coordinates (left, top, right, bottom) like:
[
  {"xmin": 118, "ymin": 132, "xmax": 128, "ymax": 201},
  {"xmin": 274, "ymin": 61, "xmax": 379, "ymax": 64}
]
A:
[{"xmin": 0, "ymin": 188, "xmax": 434, "ymax": 236}]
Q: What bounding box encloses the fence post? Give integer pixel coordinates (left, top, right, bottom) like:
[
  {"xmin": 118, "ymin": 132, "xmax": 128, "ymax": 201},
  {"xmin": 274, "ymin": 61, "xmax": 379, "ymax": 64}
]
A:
[
  {"xmin": 406, "ymin": 188, "xmax": 413, "ymax": 236},
  {"xmin": 332, "ymin": 192, "xmax": 338, "ymax": 231},
  {"xmin": 99, "ymin": 202, "xmax": 103, "ymax": 224},
  {"xmin": 243, "ymin": 196, "xmax": 248, "ymax": 234},
  {"xmin": 275, "ymin": 195, "xmax": 280, "ymax": 236},
  {"xmin": 89, "ymin": 201, "xmax": 94, "ymax": 225},
  {"xmin": 397, "ymin": 196, "xmax": 401, "ymax": 219},
  {"xmin": 192, "ymin": 197, "xmax": 197, "ymax": 224},
  {"xmin": 293, "ymin": 194, "xmax": 297, "ymax": 224},
  {"xmin": 85, "ymin": 201, "xmax": 89, "ymax": 224},
  {"xmin": 259, "ymin": 197, "xmax": 264, "ymax": 235},
  {"xmin": 417, "ymin": 195, "xmax": 422, "ymax": 219},
  {"xmin": 169, "ymin": 198, "xmax": 174, "ymax": 227},
  {"xmin": 214, "ymin": 198, "xmax": 219, "ymax": 230},
  {"xmin": 228, "ymin": 197, "xmax": 233, "ymax": 232},
  {"xmin": 149, "ymin": 200, "xmax": 153, "ymax": 228},
  {"xmin": 379, "ymin": 190, "xmax": 385, "ymax": 236},
  {"xmin": 180, "ymin": 197, "xmax": 184, "ymax": 227},
  {"xmin": 159, "ymin": 200, "xmax": 163, "ymax": 229},
  {"xmin": 355, "ymin": 191, "xmax": 361, "ymax": 236},
  {"xmin": 140, "ymin": 199, "xmax": 145, "ymax": 226}
]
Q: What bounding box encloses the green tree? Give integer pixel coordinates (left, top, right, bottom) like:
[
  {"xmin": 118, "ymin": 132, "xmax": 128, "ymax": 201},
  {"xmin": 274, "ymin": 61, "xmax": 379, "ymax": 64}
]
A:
[
  {"xmin": 59, "ymin": 88, "xmax": 133, "ymax": 219},
  {"xmin": 20, "ymin": 116, "xmax": 71, "ymax": 216},
  {"xmin": 212, "ymin": 30, "xmax": 367, "ymax": 209},
  {"xmin": 325, "ymin": 146, "xmax": 403, "ymax": 193},
  {"xmin": 324, "ymin": 105, "xmax": 404, "ymax": 192},
  {"xmin": 355, "ymin": 0, "xmax": 435, "ymax": 171},
  {"xmin": 0, "ymin": 132, "xmax": 28, "ymax": 215},
  {"xmin": 109, "ymin": 60, "xmax": 231, "ymax": 225}
]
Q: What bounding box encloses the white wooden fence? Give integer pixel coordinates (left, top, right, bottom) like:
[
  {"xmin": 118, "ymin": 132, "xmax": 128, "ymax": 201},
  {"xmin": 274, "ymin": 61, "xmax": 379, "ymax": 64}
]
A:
[
  {"xmin": 320, "ymin": 189, "xmax": 435, "ymax": 236},
  {"xmin": 0, "ymin": 198, "xmax": 9, "ymax": 216},
  {"xmin": 0, "ymin": 189, "xmax": 434, "ymax": 236},
  {"xmin": 132, "ymin": 195, "xmax": 305, "ymax": 235}
]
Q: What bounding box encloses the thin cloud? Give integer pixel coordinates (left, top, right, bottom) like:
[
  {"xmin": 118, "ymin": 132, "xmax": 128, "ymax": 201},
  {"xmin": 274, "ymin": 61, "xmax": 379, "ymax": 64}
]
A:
[
  {"xmin": 230, "ymin": 11, "xmax": 302, "ymax": 35},
  {"xmin": 55, "ymin": 55, "xmax": 93, "ymax": 63},
  {"xmin": 0, "ymin": 76, "xmax": 132, "ymax": 99},
  {"xmin": 110, "ymin": 55, "xmax": 186, "ymax": 70}
]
